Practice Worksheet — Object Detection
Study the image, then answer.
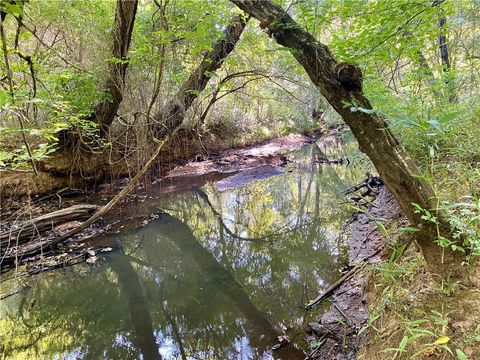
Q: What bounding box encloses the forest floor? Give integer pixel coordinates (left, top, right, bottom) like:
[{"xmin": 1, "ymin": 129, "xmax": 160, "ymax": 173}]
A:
[{"xmin": 359, "ymin": 248, "xmax": 480, "ymax": 359}]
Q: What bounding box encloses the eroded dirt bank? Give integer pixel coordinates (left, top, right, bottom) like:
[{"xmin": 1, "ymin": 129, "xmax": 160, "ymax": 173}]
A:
[
  {"xmin": 0, "ymin": 132, "xmax": 319, "ymax": 274},
  {"xmin": 0, "ymin": 132, "xmax": 319, "ymax": 213},
  {"xmin": 306, "ymin": 186, "xmax": 404, "ymax": 359}
]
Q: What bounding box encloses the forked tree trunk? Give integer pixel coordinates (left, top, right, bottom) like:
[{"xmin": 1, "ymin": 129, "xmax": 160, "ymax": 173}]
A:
[
  {"xmin": 57, "ymin": 0, "xmax": 138, "ymax": 148},
  {"xmin": 152, "ymin": 15, "xmax": 247, "ymax": 137},
  {"xmin": 93, "ymin": 0, "xmax": 138, "ymax": 135},
  {"xmin": 230, "ymin": 0, "xmax": 463, "ymax": 277}
]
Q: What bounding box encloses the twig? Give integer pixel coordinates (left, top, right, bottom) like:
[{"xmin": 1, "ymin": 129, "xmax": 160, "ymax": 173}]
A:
[
  {"xmin": 306, "ymin": 246, "xmax": 383, "ymax": 309},
  {"xmin": 306, "ymin": 262, "xmax": 366, "ymax": 309},
  {"xmin": 333, "ymin": 303, "xmax": 349, "ymax": 323}
]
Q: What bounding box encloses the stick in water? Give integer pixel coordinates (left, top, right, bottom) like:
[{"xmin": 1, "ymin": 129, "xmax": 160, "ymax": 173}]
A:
[{"xmin": 5, "ymin": 130, "xmax": 177, "ymax": 264}]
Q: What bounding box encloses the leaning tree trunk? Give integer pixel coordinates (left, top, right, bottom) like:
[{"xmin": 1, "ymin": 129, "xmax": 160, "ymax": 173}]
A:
[
  {"xmin": 93, "ymin": 0, "xmax": 138, "ymax": 136},
  {"xmin": 152, "ymin": 15, "xmax": 247, "ymax": 137},
  {"xmin": 230, "ymin": 0, "xmax": 463, "ymax": 277}
]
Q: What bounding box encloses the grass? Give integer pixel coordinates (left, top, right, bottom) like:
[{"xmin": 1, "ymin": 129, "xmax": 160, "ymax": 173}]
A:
[
  {"xmin": 359, "ymin": 108, "xmax": 480, "ymax": 358},
  {"xmin": 358, "ymin": 235, "xmax": 480, "ymax": 359}
]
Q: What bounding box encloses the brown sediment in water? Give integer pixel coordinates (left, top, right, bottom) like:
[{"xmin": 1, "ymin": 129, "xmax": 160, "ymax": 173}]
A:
[{"xmin": 0, "ymin": 132, "xmax": 318, "ymax": 273}]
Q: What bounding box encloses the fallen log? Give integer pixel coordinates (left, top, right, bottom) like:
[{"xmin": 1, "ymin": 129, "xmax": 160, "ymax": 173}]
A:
[
  {"xmin": 1, "ymin": 130, "xmax": 177, "ymax": 268},
  {"xmin": 0, "ymin": 204, "xmax": 98, "ymax": 250}
]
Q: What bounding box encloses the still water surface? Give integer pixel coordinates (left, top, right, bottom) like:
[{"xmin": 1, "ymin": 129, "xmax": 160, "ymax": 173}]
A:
[{"xmin": 0, "ymin": 136, "xmax": 368, "ymax": 359}]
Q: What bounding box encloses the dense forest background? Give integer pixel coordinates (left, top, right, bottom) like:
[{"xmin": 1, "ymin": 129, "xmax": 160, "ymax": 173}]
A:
[
  {"xmin": 1, "ymin": 0, "xmax": 480, "ymax": 358},
  {"xmin": 1, "ymin": 0, "xmax": 478, "ymax": 185}
]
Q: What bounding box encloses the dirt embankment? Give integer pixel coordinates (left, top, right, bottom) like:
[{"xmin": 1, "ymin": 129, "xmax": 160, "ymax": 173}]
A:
[
  {"xmin": 0, "ymin": 131, "xmax": 318, "ymax": 213},
  {"xmin": 0, "ymin": 132, "xmax": 317, "ymax": 274},
  {"xmin": 306, "ymin": 186, "xmax": 405, "ymax": 359}
]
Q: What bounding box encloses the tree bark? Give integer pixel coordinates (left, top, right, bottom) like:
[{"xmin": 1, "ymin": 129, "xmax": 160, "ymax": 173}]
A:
[
  {"xmin": 152, "ymin": 15, "xmax": 247, "ymax": 137},
  {"xmin": 93, "ymin": 0, "xmax": 138, "ymax": 136},
  {"xmin": 229, "ymin": 0, "xmax": 463, "ymax": 276},
  {"xmin": 437, "ymin": 14, "xmax": 456, "ymax": 102},
  {"xmin": 438, "ymin": 16, "xmax": 451, "ymax": 71},
  {"xmin": 0, "ymin": 204, "xmax": 98, "ymax": 250}
]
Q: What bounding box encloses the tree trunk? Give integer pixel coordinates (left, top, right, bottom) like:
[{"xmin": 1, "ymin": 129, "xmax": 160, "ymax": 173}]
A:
[
  {"xmin": 152, "ymin": 15, "xmax": 247, "ymax": 137},
  {"xmin": 437, "ymin": 14, "xmax": 456, "ymax": 102},
  {"xmin": 229, "ymin": 0, "xmax": 463, "ymax": 276},
  {"xmin": 438, "ymin": 17, "xmax": 451, "ymax": 72},
  {"xmin": 93, "ymin": 0, "xmax": 138, "ymax": 135}
]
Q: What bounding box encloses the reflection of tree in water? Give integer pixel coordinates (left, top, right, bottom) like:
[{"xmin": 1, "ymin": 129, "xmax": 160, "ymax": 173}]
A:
[
  {"xmin": 131, "ymin": 213, "xmax": 305, "ymax": 359},
  {"xmin": 109, "ymin": 246, "xmax": 162, "ymax": 360},
  {"xmin": 1, "ymin": 218, "xmax": 300, "ymax": 359},
  {"xmin": 0, "ymin": 264, "xmax": 138, "ymax": 359},
  {"xmin": 0, "ymin": 142, "xmax": 370, "ymax": 359},
  {"xmin": 157, "ymin": 146, "xmax": 364, "ymax": 322}
]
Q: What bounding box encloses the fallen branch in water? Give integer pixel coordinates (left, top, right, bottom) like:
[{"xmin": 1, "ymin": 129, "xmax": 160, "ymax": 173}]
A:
[
  {"xmin": 342, "ymin": 172, "xmax": 382, "ymax": 196},
  {"xmin": 306, "ymin": 262, "xmax": 366, "ymax": 309},
  {"xmin": 0, "ymin": 205, "xmax": 98, "ymax": 250},
  {"xmin": 1, "ymin": 131, "xmax": 177, "ymax": 267},
  {"xmin": 305, "ymin": 247, "xmax": 383, "ymax": 309}
]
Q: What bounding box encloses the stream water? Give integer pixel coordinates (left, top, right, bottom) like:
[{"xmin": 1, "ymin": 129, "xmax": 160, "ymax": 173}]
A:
[{"xmin": 0, "ymin": 134, "xmax": 368, "ymax": 359}]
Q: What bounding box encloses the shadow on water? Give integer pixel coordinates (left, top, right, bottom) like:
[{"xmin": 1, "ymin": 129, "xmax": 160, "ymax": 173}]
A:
[
  {"xmin": 0, "ymin": 135, "xmax": 370, "ymax": 359},
  {"xmin": 113, "ymin": 213, "xmax": 305, "ymax": 359}
]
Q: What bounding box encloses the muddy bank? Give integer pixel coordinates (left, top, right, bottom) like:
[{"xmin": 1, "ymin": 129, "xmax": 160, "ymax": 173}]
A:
[
  {"xmin": 0, "ymin": 132, "xmax": 319, "ymax": 213},
  {"xmin": 306, "ymin": 186, "xmax": 405, "ymax": 359},
  {"xmin": 165, "ymin": 133, "xmax": 313, "ymax": 178}
]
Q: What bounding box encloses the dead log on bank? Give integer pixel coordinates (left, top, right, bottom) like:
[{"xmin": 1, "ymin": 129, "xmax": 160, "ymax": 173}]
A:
[{"xmin": 0, "ymin": 204, "xmax": 98, "ymax": 250}]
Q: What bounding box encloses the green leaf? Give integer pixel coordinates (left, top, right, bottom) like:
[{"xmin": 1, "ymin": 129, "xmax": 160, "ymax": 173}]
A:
[
  {"xmin": 427, "ymin": 119, "xmax": 444, "ymax": 133},
  {"xmin": 0, "ymin": 90, "xmax": 11, "ymax": 108},
  {"xmin": 398, "ymin": 335, "xmax": 409, "ymax": 352},
  {"xmin": 376, "ymin": 222, "xmax": 389, "ymax": 238},
  {"xmin": 1, "ymin": 2, "xmax": 23, "ymax": 17},
  {"xmin": 455, "ymin": 349, "xmax": 469, "ymax": 360},
  {"xmin": 433, "ymin": 336, "xmax": 450, "ymax": 345},
  {"xmin": 438, "ymin": 111, "xmax": 461, "ymax": 124}
]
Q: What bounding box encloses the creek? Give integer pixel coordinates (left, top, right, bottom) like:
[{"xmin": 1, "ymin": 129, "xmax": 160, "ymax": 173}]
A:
[{"xmin": 0, "ymin": 133, "xmax": 369, "ymax": 359}]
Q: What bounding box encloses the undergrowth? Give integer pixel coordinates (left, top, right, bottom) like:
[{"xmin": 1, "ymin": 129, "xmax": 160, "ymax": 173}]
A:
[{"xmin": 359, "ymin": 242, "xmax": 480, "ymax": 360}]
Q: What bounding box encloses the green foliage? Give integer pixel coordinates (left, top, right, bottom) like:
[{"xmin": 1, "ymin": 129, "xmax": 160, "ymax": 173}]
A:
[{"xmin": 442, "ymin": 198, "xmax": 480, "ymax": 258}]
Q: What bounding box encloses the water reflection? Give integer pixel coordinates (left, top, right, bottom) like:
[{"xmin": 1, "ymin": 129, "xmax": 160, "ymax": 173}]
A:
[{"xmin": 0, "ymin": 138, "xmax": 369, "ymax": 359}]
